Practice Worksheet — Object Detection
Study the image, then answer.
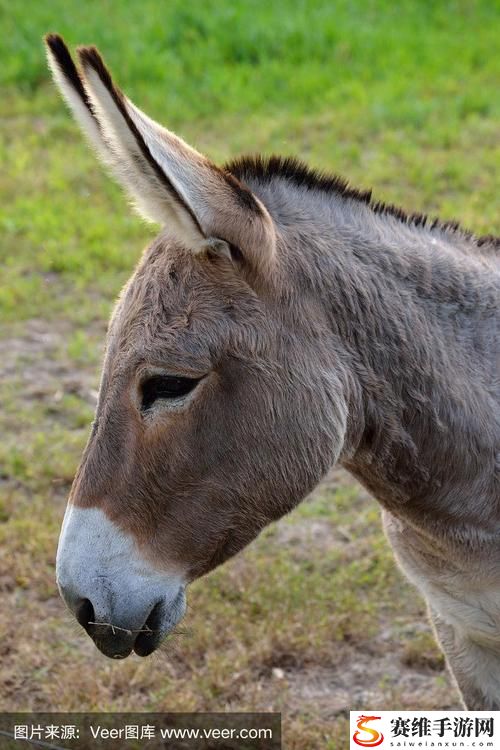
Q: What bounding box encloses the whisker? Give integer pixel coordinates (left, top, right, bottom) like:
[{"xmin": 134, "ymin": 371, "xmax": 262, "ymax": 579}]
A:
[{"xmin": 169, "ymin": 627, "xmax": 192, "ymax": 637}]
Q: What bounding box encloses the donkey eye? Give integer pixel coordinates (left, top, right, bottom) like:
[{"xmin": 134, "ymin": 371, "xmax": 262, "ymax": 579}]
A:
[{"xmin": 140, "ymin": 375, "xmax": 202, "ymax": 410}]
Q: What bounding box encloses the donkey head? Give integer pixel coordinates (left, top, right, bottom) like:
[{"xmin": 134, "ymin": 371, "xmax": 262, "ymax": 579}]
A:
[{"xmin": 46, "ymin": 35, "xmax": 348, "ymax": 658}]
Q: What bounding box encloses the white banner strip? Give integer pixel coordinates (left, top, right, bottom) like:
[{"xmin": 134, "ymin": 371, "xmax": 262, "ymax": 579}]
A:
[{"xmin": 350, "ymin": 711, "xmax": 498, "ymax": 748}]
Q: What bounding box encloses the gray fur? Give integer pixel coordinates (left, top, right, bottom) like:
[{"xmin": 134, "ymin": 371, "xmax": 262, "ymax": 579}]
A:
[{"xmin": 46, "ymin": 35, "xmax": 500, "ymax": 703}]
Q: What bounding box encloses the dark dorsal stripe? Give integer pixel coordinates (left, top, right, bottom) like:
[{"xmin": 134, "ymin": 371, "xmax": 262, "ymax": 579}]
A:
[{"xmin": 226, "ymin": 154, "xmax": 499, "ymax": 251}]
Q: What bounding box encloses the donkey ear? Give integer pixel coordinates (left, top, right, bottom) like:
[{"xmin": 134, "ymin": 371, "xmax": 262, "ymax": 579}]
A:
[{"xmin": 44, "ymin": 35, "xmax": 276, "ymax": 280}]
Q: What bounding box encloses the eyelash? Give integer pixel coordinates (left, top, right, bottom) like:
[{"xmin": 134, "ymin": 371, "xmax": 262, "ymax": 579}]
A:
[{"xmin": 140, "ymin": 375, "xmax": 202, "ymax": 411}]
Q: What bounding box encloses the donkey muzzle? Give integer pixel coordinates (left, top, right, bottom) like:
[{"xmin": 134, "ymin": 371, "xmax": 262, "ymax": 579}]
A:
[{"xmin": 56, "ymin": 505, "xmax": 186, "ymax": 658}]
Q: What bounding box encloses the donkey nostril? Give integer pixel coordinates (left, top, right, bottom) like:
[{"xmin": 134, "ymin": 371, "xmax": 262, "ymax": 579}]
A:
[
  {"xmin": 133, "ymin": 601, "xmax": 163, "ymax": 657},
  {"xmin": 75, "ymin": 598, "xmax": 95, "ymax": 630},
  {"xmin": 144, "ymin": 601, "xmax": 163, "ymax": 634}
]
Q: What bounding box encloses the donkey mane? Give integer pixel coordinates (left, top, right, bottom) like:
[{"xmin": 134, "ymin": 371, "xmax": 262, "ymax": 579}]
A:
[
  {"xmin": 47, "ymin": 37, "xmax": 500, "ymax": 710},
  {"xmin": 226, "ymin": 154, "xmax": 500, "ymax": 252}
]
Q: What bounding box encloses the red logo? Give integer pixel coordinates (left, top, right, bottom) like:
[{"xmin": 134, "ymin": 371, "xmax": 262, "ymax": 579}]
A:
[{"xmin": 353, "ymin": 715, "xmax": 384, "ymax": 747}]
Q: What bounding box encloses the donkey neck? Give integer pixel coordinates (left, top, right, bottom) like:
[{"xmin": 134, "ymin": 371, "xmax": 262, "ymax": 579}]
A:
[{"xmin": 256, "ymin": 176, "xmax": 499, "ymax": 538}]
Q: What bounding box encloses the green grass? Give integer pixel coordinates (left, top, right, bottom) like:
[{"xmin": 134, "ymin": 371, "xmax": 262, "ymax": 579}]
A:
[
  {"xmin": 1, "ymin": 0, "xmax": 499, "ymax": 325},
  {"xmin": 1, "ymin": 1, "xmax": 499, "ymax": 747}
]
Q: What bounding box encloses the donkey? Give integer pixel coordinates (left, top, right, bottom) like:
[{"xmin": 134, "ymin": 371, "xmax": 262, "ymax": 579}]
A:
[{"xmin": 45, "ymin": 35, "xmax": 499, "ymax": 708}]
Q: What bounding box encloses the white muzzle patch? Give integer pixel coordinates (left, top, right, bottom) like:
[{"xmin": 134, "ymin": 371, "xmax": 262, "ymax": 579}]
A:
[{"xmin": 56, "ymin": 504, "xmax": 185, "ymax": 632}]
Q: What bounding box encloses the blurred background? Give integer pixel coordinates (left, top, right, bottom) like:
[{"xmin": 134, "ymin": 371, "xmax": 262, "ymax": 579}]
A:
[{"xmin": 1, "ymin": 1, "xmax": 499, "ymax": 747}]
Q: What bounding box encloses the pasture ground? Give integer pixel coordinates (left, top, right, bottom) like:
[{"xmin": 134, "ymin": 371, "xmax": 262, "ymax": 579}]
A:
[{"xmin": 1, "ymin": 2, "xmax": 499, "ymax": 747}]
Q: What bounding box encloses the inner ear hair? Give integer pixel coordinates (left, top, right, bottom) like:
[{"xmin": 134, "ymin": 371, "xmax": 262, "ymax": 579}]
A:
[{"xmin": 201, "ymin": 238, "xmax": 236, "ymax": 263}]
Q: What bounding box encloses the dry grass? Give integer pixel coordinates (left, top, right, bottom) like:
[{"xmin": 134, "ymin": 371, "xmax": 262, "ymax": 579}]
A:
[{"xmin": 2, "ymin": 1, "xmax": 499, "ymax": 746}]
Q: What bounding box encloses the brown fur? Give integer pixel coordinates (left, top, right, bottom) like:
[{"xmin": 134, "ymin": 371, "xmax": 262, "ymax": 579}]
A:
[{"xmin": 46, "ymin": 35, "xmax": 499, "ymax": 702}]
